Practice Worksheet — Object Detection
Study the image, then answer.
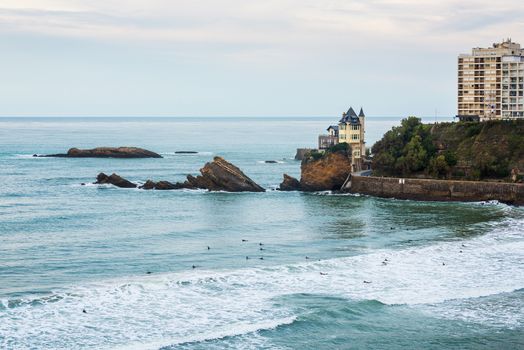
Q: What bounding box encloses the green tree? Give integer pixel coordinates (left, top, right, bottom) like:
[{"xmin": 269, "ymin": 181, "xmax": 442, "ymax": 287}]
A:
[
  {"xmin": 404, "ymin": 135, "xmax": 428, "ymax": 173},
  {"xmin": 429, "ymin": 155, "xmax": 449, "ymax": 178}
]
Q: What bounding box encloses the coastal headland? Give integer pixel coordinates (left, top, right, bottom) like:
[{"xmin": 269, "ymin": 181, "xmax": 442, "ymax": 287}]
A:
[{"xmin": 288, "ymin": 117, "xmax": 524, "ymax": 204}]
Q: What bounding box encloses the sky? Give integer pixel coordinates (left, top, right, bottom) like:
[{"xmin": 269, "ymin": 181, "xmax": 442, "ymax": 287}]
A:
[{"xmin": 0, "ymin": 0, "xmax": 523, "ymax": 117}]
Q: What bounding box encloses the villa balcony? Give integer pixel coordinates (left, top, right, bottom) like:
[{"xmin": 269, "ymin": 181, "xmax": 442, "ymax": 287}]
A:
[{"xmin": 318, "ymin": 135, "xmax": 338, "ymax": 150}]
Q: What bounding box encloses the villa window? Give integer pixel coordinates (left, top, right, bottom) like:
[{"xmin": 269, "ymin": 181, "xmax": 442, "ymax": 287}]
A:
[
  {"xmin": 351, "ymin": 134, "xmax": 359, "ymax": 140},
  {"xmin": 351, "ymin": 125, "xmax": 360, "ymax": 130},
  {"xmin": 340, "ymin": 134, "xmax": 346, "ymax": 139},
  {"xmin": 340, "ymin": 124, "xmax": 346, "ymax": 130}
]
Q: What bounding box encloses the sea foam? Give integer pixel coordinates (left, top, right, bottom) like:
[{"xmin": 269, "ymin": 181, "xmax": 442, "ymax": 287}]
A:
[{"xmin": 1, "ymin": 216, "xmax": 523, "ymax": 349}]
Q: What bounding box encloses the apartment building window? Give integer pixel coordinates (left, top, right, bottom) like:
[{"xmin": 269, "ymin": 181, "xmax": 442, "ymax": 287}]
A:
[
  {"xmin": 340, "ymin": 134, "xmax": 346, "ymax": 140},
  {"xmin": 351, "ymin": 125, "xmax": 360, "ymax": 130},
  {"xmin": 351, "ymin": 134, "xmax": 359, "ymax": 140}
]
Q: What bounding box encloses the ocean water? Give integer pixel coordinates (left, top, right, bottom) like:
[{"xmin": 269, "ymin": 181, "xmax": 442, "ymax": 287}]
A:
[{"xmin": 0, "ymin": 116, "xmax": 523, "ymax": 350}]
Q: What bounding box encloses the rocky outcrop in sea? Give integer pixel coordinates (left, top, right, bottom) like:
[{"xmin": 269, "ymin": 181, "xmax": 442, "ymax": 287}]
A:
[
  {"xmin": 95, "ymin": 173, "xmax": 137, "ymax": 188},
  {"xmin": 94, "ymin": 157, "xmax": 265, "ymax": 192},
  {"xmin": 278, "ymin": 174, "xmax": 301, "ymax": 191},
  {"xmin": 140, "ymin": 180, "xmax": 184, "ymax": 190},
  {"xmin": 37, "ymin": 147, "xmax": 162, "ymax": 158},
  {"xmin": 183, "ymin": 156, "xmax": 265, "ymax": 192},
  {"xmin": 279, "ymin": 146, "xmax": 352, "ymax": 192}
]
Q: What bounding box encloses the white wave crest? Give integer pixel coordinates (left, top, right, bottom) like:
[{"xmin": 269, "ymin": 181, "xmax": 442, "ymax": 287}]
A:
[{"xmin": 1, "ymin": 217, "xmax": 523, "ymax": 349}]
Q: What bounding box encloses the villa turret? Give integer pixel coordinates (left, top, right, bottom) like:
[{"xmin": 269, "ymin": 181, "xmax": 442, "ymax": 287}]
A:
[
  {"xmin": 317, "ymin": 105, "xmax": 367, "ymax": 172},
  {"xmin": 338, "ymin": 106, "xmax": 365, "ymax": 164}
]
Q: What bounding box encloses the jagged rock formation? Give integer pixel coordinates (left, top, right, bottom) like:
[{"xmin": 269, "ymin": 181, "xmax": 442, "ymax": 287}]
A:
[
  {"xmin": 93, "ymin": 157, "xmax": 264, "ymax": 192},
  {"xmin": 183, "ymin": 157, "xmax": 265, "ymax": 192},
  {"xmin": 95, "ymin": 173, "xmax": 137, "ymax": 188},
  {"xmin": 37, "ymin": 147, "xmax": 162, "ymax": 158},
  {"xmin": 278, "ymin": 174, "xmax": 301, "ymax": 191},
  {"xmin": 299, "ymin": 151, "xmax": 352, "ymax": 191},
  {"xmin": 279, "ymin": 145, "xmax": 353, "ymax": 192}
]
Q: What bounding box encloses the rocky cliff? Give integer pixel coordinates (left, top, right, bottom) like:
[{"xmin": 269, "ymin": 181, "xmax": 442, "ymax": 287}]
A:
[{"xmin": 279, "ymin": 144, "xmax": 352, "ymax": 192}]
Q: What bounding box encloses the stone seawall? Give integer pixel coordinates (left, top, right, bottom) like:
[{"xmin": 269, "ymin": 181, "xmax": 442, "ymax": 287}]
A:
[{"xmin": 345, "ymin": 176, "xmax": 524, "ymax": 205}]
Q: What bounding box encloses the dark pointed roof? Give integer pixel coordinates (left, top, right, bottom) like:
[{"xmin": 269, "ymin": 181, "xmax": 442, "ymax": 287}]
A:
[
  {"xmin": 347, "ymin": 107, "xmax": 358, "ymax": 118},
  {"xmin": 327, "ymin": 125, "xmax": 339, "ymax": 131},
  {"xmin": 339, "ymin": 106, "xmax": 361, "ymax": 125},
  {"xmin": 359, "ymin": 108, "xmax": 365, "ymax": 118}
]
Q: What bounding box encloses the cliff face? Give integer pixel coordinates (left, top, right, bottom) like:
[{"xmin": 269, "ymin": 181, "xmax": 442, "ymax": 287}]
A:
[
  {"xmin": 372, "ymin": 118, "xmax": 524, "ymax": 181},
  {"xmin": 300, "ymin": 151, "xmax": 352, "ymax": 191}
]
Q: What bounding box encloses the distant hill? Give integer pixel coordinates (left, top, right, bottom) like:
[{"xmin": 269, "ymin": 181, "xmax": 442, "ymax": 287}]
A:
[{"xmin": 371, "ymin": 117, "xmax": 524, "ymax": 181}]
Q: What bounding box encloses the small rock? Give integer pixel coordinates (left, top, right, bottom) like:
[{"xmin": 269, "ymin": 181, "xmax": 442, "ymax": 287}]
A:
[
  {"xmin": 140, "ymin": 180, "xmax": 185, "ymax": 190},
  {"xmin": 140, "ymin": 180, "xmax": 156, "ymax": 190},
  {"xmin": 155, "ymin": 181, "xmax": 181, "ymax": 190},
  {"xmin": 278, "ymin": 174, "xmax": 301, "ymax": 191},
  {"xmin": 94, "ymin": 173, "xmax": 137, "ymax": 188}
]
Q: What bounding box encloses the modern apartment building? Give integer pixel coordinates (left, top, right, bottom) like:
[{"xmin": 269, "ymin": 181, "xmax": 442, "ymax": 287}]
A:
[{"xmin": 458, "ymin": 39, "xmax": 524, "ymax": 120}]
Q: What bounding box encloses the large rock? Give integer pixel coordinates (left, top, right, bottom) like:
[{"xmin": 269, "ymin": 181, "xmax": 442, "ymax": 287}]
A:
[
  {"xmin": 278, "ymin": 174, "xmax": 301, "ymax": 191},
  {"xmin": 39, "ymin": 147, "xmax": 162, "ymax": 158},
  {"xmin": 299, "ymin": 148, "xmax": 352, "ymax": 191},
  {"xmin": 183, "ymin": 156, "xmax": 265, "ymax": 192},
  {"xmin": 95, "ymin": 173, "xmax": 137, "ymax": 188}
]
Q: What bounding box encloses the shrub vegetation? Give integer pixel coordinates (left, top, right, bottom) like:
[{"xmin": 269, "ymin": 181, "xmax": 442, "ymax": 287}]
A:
[{"xmin": 371, "ymin": 117, "xmax": 524, "ymax": 181}]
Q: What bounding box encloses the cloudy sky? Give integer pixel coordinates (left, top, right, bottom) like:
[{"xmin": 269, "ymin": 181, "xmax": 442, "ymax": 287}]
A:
[{"xmin": 0, "ymin": 0, "xmax": 522, "ymax": 117}]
